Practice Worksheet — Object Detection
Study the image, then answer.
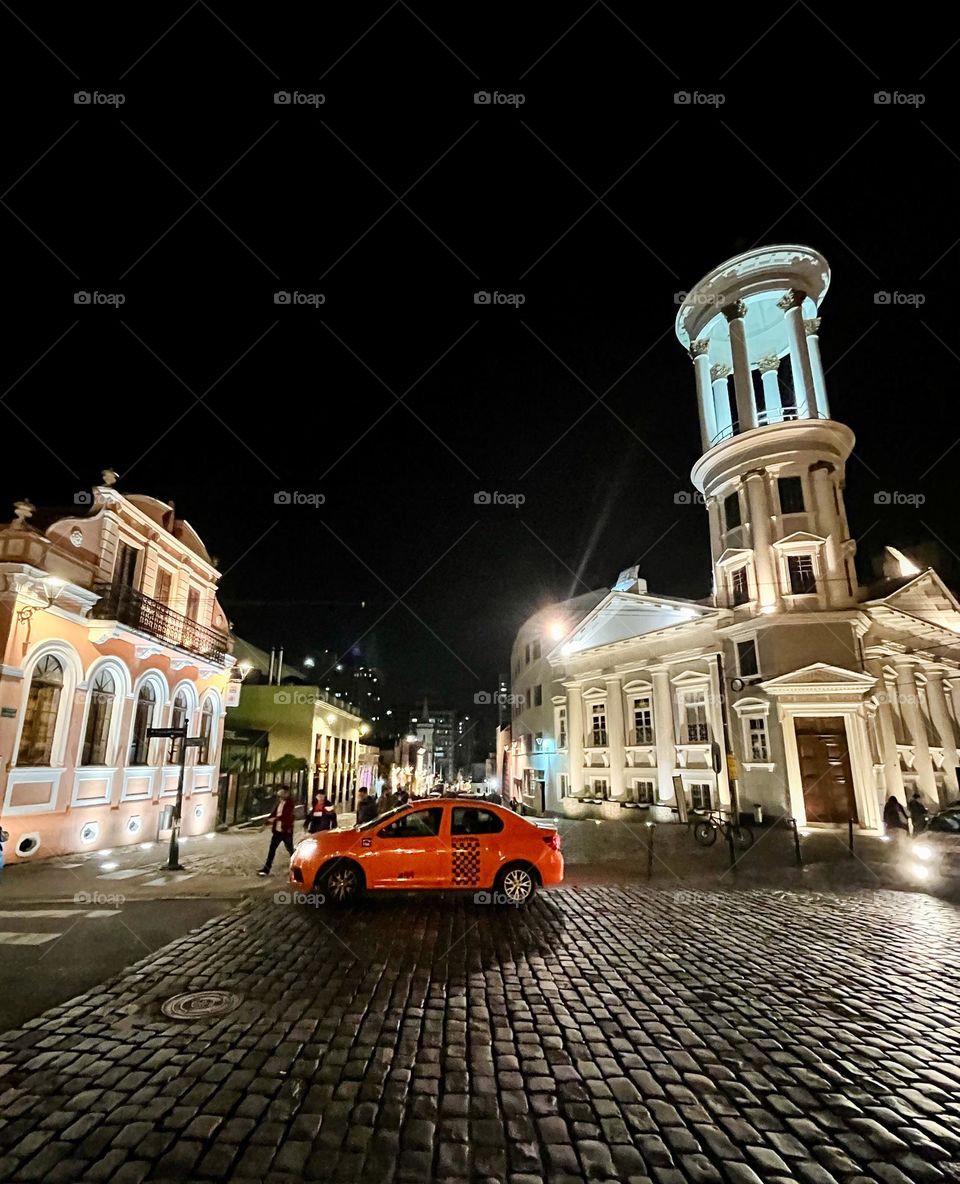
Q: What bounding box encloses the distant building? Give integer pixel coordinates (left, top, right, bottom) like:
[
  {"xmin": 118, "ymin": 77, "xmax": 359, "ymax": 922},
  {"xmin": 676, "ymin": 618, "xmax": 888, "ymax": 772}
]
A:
[{"xmin": 0, "ymin": 475, "xmax": 233, "ymax": 862}]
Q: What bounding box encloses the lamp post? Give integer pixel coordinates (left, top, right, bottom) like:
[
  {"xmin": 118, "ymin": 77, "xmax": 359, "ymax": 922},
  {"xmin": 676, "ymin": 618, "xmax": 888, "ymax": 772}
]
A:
[{"xmin": 147, "ymin": 720, "xmax": 205, "ymax": 871}]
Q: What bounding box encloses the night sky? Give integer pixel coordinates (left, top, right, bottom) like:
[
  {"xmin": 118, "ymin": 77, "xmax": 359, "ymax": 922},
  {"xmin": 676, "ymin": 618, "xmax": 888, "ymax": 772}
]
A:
[{"xmin": 2, "ymin": 4, "xmax": 957, "ymax": 719}]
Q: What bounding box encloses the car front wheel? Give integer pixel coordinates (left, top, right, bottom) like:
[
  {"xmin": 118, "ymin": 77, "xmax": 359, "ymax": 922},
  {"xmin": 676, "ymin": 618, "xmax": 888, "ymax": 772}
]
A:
[
  {"xmin": 496, "ymin": 864, "xmax": 537, "ymax": 906},
  {"xmin": 320, "ymin": 863, "xmax": 363, "ymax": 906}
]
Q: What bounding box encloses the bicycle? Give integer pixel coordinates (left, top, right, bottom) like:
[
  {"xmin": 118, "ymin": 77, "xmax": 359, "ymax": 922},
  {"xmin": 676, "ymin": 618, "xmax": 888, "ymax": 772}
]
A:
[{"xmin": 690, "ymin": 808, "xmax": 755, "ymax": 849}]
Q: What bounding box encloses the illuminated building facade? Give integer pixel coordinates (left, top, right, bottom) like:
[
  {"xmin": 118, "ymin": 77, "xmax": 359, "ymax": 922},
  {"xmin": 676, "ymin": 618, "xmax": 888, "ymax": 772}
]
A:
[
  {"xmin": 511, "ymin": 246, "xmax": 960, "ymax": 831},
  {"xmin": 0, "ymin": 475, "xmax": 233, "ymax": 862}
]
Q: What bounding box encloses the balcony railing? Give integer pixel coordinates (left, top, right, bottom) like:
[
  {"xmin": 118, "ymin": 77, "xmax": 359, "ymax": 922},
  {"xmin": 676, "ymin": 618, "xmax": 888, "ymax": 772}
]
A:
[
  {"xmin": 628, "ymin": 727, "xmax": 655, "ymax": 746},
  {"xmin": 586, "ymin": 730, "xmax": 608, "ymax": 748},
  {"xmin": 686, "ymin": 723, "xmax": 710, "ymax": 743},
  {"xmin": 91, "ymin": 582, "xmax": 230, "ymax": 664}
]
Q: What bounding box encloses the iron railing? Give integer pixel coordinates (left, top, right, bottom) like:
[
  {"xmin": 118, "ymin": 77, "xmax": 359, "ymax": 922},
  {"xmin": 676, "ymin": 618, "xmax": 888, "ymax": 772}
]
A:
[{"xmin": 91, "ymin": 582, "xmax": 230, "ymax": 664}]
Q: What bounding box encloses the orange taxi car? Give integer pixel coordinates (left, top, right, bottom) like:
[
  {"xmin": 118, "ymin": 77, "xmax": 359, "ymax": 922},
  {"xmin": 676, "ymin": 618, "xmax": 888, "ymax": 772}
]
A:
[{"xmin": 289, "ymin": 798, "xmax": 563, "ymax": 906}]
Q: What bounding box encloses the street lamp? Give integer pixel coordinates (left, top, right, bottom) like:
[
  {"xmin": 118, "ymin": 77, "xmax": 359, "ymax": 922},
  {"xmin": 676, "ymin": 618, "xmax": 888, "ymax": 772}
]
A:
[{"xmin": 147, "ymin": 719, "xmax": 205, "ymax": 871}]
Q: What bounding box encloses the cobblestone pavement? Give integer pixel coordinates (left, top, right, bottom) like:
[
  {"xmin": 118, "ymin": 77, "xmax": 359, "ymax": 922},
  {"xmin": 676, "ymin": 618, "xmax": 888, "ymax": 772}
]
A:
[{"xmin": 2, "ymin": 885, "xmax": 960, "ymax": 1183}]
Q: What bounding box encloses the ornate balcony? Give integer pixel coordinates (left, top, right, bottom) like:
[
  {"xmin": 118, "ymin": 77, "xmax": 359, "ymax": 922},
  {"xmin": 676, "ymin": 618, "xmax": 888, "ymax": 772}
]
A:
[{"xmin": 90, "ymin": 582, "xmax": 230, "ymax": 664}]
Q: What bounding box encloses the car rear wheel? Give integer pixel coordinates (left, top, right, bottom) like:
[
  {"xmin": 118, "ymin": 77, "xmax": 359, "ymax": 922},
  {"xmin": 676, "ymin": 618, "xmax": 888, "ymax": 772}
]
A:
[
  {"xmin": 496, "ymin": 863, "xmax": 537, "ymax": 906},
  {"xmin": 319, "ymin": 863, "xmax": 363, "ymax": 906}
]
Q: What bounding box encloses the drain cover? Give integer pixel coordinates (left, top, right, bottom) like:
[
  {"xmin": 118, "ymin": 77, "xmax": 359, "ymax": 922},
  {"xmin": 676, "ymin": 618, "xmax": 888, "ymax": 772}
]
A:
[{"xmin": 160, "ymin": 990, "xmax": 241, "ymax": 1020}]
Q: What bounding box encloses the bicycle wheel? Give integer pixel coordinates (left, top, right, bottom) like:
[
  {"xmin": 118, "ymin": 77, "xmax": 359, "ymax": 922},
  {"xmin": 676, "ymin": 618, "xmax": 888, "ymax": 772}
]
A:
[
  {"xmin": 693, "ymin": 821, "xmax": 718, "ymax": 846},
  {"xmin": 731, "ymin": 825, "xmax": 754, "ymax": 849}
]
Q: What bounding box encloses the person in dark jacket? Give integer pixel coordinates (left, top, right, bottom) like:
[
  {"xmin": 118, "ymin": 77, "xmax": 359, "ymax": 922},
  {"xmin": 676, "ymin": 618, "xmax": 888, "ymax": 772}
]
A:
[
  {"xmin": 908, "ymin": 791, "xmax": 928, "ymax": 835},
  {"xmin": 356, "ymin": 788, "xmax": 378, "ymax": 825},
  {"xmin": 258, "ymin": 786, "xmax": 295, "ymax": 875},
  {"xmin": 304, "ymin": 792, "xmax": 338, "ymax": 834},
  {"xmin": 883, "ymin": 794, "xmax": 909, "ymax": 835}
]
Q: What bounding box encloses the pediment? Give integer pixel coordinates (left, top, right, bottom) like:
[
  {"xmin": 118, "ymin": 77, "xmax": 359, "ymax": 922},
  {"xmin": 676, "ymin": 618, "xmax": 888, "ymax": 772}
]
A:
[
  {"xmin": 760, "ymin": 662, "xmax": 876, "ymax": 696},
  {"xmin": 771, "ymin": 530, "xmax": 826, "ymax": 549},
  {"xmin": 548, "ymin": 590, "xmax": 710, "ymax": 660},
  {"xmin": 877, "ymin": 569, "xmax": 960, "ymax": 635}
]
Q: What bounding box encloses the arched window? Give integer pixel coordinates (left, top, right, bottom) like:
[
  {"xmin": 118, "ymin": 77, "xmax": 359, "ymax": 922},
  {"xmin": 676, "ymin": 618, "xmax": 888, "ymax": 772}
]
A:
[
  {"xmin": 129, "ymin": 683, "xmax": 156, "ymax": 766},
  {"xmin": 198, "ymin": 699, "xmax": 216, "ymax": 765},
  {"xmin": 17, "ymin": 655, "xmax": 64, "ymax": 766},
  {"xmin": 169, "ymin": 689, "xmax": 188, "ymax": 764},
  {"xmin": 81, "ymin": 669, "xmax": 116, "ymax": 766}
]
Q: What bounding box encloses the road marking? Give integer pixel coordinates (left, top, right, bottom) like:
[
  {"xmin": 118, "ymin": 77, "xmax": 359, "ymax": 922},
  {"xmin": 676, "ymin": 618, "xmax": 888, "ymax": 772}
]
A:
[
  {"xmin": 0, "ymin": 931, "xmax": 61, "ymax": 945},
  {"xmin": 0, "ymin": 909, "xmax": 79, "ymax": 918},
  {"xmin": 139, "ymin": 874, "xmax": 196, "ymax": 886},
  {"xmin": 96, "ymin": 869, "xmax": 151, "ymax": 880}
]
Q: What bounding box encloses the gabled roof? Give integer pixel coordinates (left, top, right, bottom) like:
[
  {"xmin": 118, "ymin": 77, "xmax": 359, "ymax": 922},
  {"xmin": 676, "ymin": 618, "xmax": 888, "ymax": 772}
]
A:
[
  {"xmin": 866, "ymin": 568, "xmax": 960, "ymax": 634},
  {"xmin": 547, "ymin": 587, "xmax": 717, "ymax": 661}
]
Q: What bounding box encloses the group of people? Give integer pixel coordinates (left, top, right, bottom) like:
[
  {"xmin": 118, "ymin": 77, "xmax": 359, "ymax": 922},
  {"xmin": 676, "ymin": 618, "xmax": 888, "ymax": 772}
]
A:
[{"xmin": 883, "ymin": 790, "xmax": 930, "ymax": 836}]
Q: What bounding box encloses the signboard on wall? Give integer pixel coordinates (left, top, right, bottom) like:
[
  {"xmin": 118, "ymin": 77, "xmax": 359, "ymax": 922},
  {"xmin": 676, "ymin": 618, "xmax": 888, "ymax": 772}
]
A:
[
  {"xmin": 224, "ymin": 682, "xmax": 241, "ymax": 708},
  {"xmin": 672, "ymin": 775, "xmax": 689, "ymax": 824}
]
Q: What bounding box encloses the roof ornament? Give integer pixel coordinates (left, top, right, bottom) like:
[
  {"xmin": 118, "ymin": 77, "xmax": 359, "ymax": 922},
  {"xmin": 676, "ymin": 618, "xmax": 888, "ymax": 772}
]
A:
[
  {"xmin": 102, "ymin": 469, "xmax": 119, "ymax": 487},
  {"xmin": 13, "ymin": 499, "xmax": 35, "ymax": 525}
]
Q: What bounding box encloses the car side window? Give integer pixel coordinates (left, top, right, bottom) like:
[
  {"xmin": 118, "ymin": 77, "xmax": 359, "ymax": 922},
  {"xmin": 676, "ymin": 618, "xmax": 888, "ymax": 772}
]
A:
[
  {"xmin": 451, "ymin": 807, "xmax": 504, "ymax": 836},
  {"xmin": 378, "ymin": 807, "xmax": 444, "ymax": 839},
  {"xmin": 930, "ymin": 810, "xmax": 960, "ymax": 833}
]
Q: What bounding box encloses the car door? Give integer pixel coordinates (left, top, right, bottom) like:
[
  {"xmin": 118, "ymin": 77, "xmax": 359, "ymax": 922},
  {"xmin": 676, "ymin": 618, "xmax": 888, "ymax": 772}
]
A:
[
  {"xmin": 449, "ymin": 805, "xmax": 506, "ymax": 890},
  {"xmin": 366, "ymin": 806, "xmax": 447, "ymax": 889}
]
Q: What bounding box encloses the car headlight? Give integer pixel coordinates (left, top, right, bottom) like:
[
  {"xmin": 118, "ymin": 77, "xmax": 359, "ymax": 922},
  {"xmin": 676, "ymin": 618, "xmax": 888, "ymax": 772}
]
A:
[
  {"xmin": 913, "ymin": 844, "xmax": 934, "ymax": 862},
  {"xmin": 909, "ymin": 862, "xmax": 932, "ymax": 881},
  {"xmin": 296, "ymin": 839, "xmax": 317, "ymax": 859}
]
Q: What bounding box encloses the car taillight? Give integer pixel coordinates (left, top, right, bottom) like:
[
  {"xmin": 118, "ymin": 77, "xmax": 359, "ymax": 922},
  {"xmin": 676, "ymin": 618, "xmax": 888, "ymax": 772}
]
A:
[{"xmin": 544, "ymin": 832, "xmax": 561, "ymax": 851}]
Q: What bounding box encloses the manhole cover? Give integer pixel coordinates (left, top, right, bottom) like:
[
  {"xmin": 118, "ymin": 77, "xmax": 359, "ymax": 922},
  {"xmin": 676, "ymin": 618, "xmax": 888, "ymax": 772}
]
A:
[{"xmin": 160, "ymin": 990, "xmax": 242, "ymax": 1020}]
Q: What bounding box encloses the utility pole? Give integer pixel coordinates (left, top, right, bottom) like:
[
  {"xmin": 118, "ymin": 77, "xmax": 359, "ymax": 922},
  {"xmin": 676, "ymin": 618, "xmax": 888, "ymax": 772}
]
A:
[{"xmin": 148, "ymin": 720, "xmax": 205, "ymax": 871}]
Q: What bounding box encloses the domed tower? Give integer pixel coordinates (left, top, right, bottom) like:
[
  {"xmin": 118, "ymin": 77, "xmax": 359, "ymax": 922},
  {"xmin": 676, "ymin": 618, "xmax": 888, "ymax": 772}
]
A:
[{"xmin": 676, "ymin": 245, "xmax": 856, "ymax": 614}]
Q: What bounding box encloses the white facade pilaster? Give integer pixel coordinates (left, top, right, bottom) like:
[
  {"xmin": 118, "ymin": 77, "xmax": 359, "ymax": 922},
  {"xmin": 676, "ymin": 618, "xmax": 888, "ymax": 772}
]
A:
[
  {"xmin": 743, "ymin": 468, "xmax": 779, "ymax": 611},
  {"xmin": 566, "ymin": 686, "xmax": 584, "ymax": 796},
  {"xmin": 925, "ymin": 668, "xmax": 959, "ymax": 797},
  {"xmin": 778, "ymin": 289, "xmax": 818, "ymax": 418},
  {"xmin": 895, "ymin": 660, "xmax": 938, "ymax": 801},
  {"xmin": 605, "ymin": 677, "xmax": 626, "ymax": 799},
  {"xmin": 804, "ymin": 318, "xmax": 830, "ymax": 418},
  {"xmin": 722, "ymin": 300, "xmax": 757, "ymax": 433},
  {"xmin": 651, "ymin": 667, "xmax": 676, "ymax": 801},
  {"xmin": 690, "ymin": 341, "xmax": 715, "ymax": 451},
  {"xmin": 711, "ymin": 364, "xmax": 732, "ymax": 441},
  {"xmin": 758, "ymin": 355, "xmax": 783, "ymax": 424},
  {"xmin": 866, "ymin": 657, "xmax": 906, "ymax": 804}
]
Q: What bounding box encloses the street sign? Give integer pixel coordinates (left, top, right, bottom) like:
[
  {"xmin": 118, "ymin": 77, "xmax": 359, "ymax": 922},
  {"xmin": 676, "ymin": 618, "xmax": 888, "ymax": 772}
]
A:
[
  {"xmin": 147, "ymin": 727, "xmax": 187, "ymax": 739},
  {"xmin": 726, "ymin": 753, "xmax": 739, "ymax": 782},
  {"xmin": 184, "ymin": 737, "xmax": 205, "ymax": 747}
]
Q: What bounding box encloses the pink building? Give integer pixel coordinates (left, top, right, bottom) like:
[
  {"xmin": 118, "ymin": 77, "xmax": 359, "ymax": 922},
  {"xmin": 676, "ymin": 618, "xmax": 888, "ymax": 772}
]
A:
[{"xmin": 0, "ymin": 473, "xmax": 234, "ymax": 863}]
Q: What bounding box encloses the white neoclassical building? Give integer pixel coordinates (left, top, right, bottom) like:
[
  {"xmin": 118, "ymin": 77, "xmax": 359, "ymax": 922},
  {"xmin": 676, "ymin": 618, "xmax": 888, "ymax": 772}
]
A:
[{"xmin": 509, "ymin": 245, "xmax": 960, "ymax": 833}]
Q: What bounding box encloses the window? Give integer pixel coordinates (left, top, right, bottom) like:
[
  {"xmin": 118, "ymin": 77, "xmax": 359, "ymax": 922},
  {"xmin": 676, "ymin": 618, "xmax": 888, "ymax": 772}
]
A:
[
  {"xmin": 154, "ymin": 568, "xmax": 172, "ymax": 604},
  {"xmin": 81, "ymin": 670, "xmax": 115, "ymax": 766},
  {"xmin": 532, "ymin": 639, "xmax": 541, "ymax": 660},
  {"xmin": 452, "ymin": 807, "xmax": 504, "ymax": 835},
  {"xmin": 524, "ymin": 643, "xmax": 531, "ymax": 665},
  {"xmin": 185, "ymin": 587, "xmax": 201, "ymax": 620},
  {"xmin": 592, "ymin": 779, "xmax": 608, "ymax": 798},
  {"xmin": 724, "ymin": 491, "xmax": 741, "ymax": 530},
  {"xmin": 788, "ymin": 554, "xmax": 817, "ymax": 594},
  {"xmin": 748, "ymin": 717, "xmax": 769, "ymax": 762},
  {"xmin": 533, "ymin": 684, "xmax": 543, "ymax": 707},
  {"xmin": 169, "ymin": 689, "xmax": 188, "ymax": 763},
  {"xmin": 634, "ymin": 779, "xmax": 655, "ymax": 804},
  {"xmin": 690, "ymin": 783, "xmax": 712, "ymax": 811},
  {"xmin": 17, "ymin": 655, "xmax": 64, "ymax": 767},
  {"xmin": 379, "ymin": 807, "xmax": 443, "ymax": 838},
  {"xmin": 115, "ymin": 541, "xmax": 139, "ymax": 587},
  {"xmin": 736, "ymin": 639, "xmax": 759, "ymax": 678},
  {"xmin": 731, "ymin": 566, "xmax": 749, "ymax": 606},
  {"xmin": 590, "ymin": 704, "xmax": 607, "ymax": 747},
  {"xmin": 778, "ymin": 476, "xmax": 805, "ymax": 514},
  {"xmin": 559, "ymin": 774, "xmax": 569, "ymax": 797},
  {"xmin": 129, "ymin": 683, "xmax": 156, "ymax": 765},
  {"xmin": 557, "ymin": 707, "xmax": 567, "ymax": 749},
  {"xmin": 632, "ymin": 695, "xmax": 654, "ymax": 744},
  {"xmin": 198, "ymin": 699, "xmax": 215, "ymax": 764},
  {"xmin": 683, "ymin": 691, "xmax": 709, "ymax": 743}
]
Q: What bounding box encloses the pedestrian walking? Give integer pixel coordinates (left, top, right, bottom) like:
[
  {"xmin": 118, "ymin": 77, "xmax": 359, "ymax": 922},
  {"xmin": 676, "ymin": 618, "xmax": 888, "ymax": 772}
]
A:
[
  {"xmin": 908, "ymin": 790, "xmax": 928, "ymax": 835},
  {"xmin": 0, "ymin": 819, "xmax": 7, "ymax": 873},
  {"xmin": 257, "ymin": 786, "xmax": 295, "ymax": 875},
  {"xmin": 304, "ymin": 792, "xmax": 338, "ymax": 834},
  {"xmin": 883, "ymin": 794, "xmax": 909, "ymax": 836},
  {"xmin": 356, "ymin": 787, "xmax": 378, "ymax": 825}
]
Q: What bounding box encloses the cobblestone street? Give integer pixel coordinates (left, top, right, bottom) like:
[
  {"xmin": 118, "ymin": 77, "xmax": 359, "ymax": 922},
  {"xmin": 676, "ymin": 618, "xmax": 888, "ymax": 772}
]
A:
[{"xmin": 1, "ymin": 885, "xmax": 959, "ymax": 1183}]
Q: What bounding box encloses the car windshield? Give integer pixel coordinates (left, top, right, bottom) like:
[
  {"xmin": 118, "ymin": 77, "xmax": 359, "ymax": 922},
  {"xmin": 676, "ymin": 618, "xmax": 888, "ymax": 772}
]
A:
[{"xmin": 356, "ymin": 805, "xmax": 405, "ymax": 830}]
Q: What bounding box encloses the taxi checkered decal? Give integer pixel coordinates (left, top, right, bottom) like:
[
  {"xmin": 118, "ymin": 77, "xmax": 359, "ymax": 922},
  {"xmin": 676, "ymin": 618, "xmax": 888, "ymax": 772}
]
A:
[{"xmin": 451, "ymin": 837, "xmax": 481, "ymax": 886}]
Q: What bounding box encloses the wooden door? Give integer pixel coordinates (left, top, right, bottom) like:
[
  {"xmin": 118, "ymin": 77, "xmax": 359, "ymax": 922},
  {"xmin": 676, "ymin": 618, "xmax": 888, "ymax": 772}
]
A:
[{"xmin": 795, "ymin": 716, "xmax": 857, "ymax": 823}]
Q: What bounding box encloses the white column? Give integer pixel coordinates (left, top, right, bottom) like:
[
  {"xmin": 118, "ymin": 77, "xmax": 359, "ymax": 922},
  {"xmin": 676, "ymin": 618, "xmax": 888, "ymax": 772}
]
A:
[
  {"xmin": 804, "ymin": 318, "xmax": 830, "ymax": 418},
  {"xmin": 566, "ymin": 686, "xmax": 584, "ymax": 796},
  {"xmin": 758, "ymin": 356, "xmax": 783, "ymax": 425},
  {"xmin": 743, "ymin": 468, "xmax": 778, "ymax": 611},
  {"xmin": 777, "ymin": 289, "xmax": 818, "ymax": 419},
  {"xmin": 895, "ymin": 661, "xmax": 938, "ymax": 801},
  {"xmin": 926, "ymin": 668, "xmax": 959, "ymax": 798},
  {"xmin": 690, "ymin": 340, "xmax": 715, "ymax": 451},
  {"xmin": 722, "ymin": 300, "xmax": 757, "ymax": 433},
  {"xmin": 866, "ymin": 656, "xmax": 906, "ymax": 805},
  {"xmin": 809, "ymin": 461, "xmax": 847, "ymax": 606},
  {"xmin": 711, "ymin": 364, "xmax": 733, "ymax": 441},
  {"xmin": 651, "ymin": 667, "xmax": 676, "ymax": 801},
  {"xmin": 708, "ymin": 662, "xmax": 731, "ymax": 810},
  {"xmin": 605, "ymin": 677, "xmax": 626, "ymax": 799}
]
